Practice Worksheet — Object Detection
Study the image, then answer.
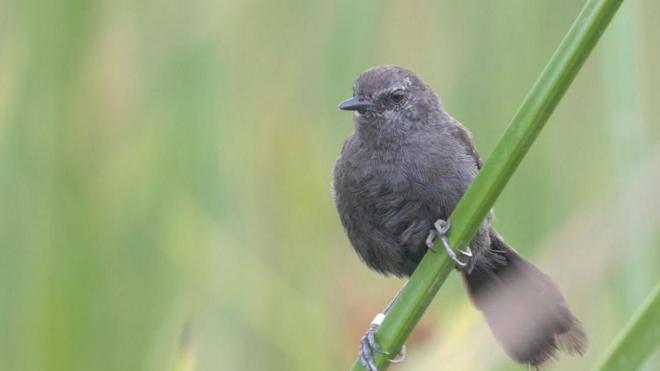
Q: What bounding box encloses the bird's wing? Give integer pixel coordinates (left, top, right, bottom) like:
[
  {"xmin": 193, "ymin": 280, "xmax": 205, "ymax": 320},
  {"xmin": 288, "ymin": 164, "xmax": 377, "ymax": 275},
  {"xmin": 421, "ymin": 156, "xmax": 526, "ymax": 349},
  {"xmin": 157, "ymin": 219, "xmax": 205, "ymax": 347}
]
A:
[{"xmin": 449, "ymin": 119, "xmax": 483, "ymax": 169}]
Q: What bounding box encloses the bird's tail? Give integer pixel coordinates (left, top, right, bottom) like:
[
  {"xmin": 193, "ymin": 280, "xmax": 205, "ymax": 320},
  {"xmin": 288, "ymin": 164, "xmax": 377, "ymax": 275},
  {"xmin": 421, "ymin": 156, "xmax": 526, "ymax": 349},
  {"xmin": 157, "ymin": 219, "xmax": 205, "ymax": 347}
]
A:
[{"xmin": 463, "ymin": 230, "xmax": 587, "ymax": 368}]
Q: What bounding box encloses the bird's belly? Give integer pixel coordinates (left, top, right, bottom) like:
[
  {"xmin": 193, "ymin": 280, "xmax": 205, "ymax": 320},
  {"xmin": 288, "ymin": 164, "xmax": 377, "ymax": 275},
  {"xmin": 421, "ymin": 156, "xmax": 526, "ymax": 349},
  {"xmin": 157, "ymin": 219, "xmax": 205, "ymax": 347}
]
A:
[{"xmin": 342, "ymin": 178, "xmax": 436, "ymax": 276}]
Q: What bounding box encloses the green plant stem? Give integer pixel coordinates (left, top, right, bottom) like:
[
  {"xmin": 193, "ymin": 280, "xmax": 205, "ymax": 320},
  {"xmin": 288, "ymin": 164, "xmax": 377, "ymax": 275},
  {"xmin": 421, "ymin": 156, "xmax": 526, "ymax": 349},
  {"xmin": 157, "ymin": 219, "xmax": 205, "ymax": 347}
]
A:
[
  {"xmin": 592, "ymin": 282, "xmax": 660, "ymax": 371},
  {"xmin": 350, "ymin": 0, "xmax": 623, "ymax": 369}
]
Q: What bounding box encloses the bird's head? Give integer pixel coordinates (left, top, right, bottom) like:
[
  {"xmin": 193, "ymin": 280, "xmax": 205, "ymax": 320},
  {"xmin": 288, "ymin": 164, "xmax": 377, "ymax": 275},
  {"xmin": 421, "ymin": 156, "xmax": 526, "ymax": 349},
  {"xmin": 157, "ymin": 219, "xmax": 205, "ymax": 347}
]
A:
[{"xmin": 338, "ymin": 65, "xmax": 440, "ymax": 126}]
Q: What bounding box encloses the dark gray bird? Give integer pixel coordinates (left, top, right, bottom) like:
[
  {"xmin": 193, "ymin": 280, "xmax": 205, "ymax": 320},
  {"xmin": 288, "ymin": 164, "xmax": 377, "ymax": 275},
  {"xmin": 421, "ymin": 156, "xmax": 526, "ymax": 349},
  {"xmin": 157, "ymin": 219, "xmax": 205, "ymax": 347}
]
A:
[{"xmin": 333, "ymin": 65, "xmax": 586, "ymax": 370}]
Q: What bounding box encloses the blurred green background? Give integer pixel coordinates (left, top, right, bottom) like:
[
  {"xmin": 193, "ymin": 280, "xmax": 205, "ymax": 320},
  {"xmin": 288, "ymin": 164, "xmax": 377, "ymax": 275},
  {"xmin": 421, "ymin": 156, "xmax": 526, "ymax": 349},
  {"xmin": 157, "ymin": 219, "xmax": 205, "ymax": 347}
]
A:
[{"xmin": 1, "ymin": 1, "xmax": 659, "ymax": 370}]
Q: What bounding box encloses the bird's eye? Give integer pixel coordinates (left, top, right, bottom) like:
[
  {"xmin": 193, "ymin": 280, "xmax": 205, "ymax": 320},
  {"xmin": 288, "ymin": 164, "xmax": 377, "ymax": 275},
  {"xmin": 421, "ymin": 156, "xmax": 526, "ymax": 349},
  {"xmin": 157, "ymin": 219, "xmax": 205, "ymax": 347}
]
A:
[{"xmin": 390, "ymin": 89, "xmax": 405, "ymax": 103}]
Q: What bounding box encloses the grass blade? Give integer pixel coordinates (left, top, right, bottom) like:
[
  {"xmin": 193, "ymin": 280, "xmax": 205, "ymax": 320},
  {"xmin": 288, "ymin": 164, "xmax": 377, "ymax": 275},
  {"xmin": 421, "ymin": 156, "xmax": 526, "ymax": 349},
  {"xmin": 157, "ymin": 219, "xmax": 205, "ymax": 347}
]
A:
[{"xmin": 592, "ymin": 282, "xmax": 660, "ymax": 371}]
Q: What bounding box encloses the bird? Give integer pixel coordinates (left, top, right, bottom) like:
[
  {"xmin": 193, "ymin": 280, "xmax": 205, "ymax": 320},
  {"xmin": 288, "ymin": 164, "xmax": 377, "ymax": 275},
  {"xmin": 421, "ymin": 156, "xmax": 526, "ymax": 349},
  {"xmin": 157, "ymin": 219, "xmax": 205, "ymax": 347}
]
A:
[{"xmin": 332, "ymin": 65, "xmax": 587, "ymax": 370}]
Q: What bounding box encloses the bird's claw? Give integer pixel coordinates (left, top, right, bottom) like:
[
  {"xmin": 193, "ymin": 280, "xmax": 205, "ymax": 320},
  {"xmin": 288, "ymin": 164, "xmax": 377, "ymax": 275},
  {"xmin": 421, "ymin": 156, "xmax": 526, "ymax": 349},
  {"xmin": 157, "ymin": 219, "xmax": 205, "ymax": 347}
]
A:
[
  {"xmin": 359, "ymin": 329, "xmax": 378, "ymax": 371},
  {"xmin": 388, "ymin": 344, "xmax": 407, "ymax": 364},
  {"xmin": 425, "ymin": 230, "xmax": 439, "ymax": 252},
  {"xmin": 359, "ymin": 315, "xmax": 407, "ymax": 371},
  {"xmin": 426, "ymin": 219, "xmax": 475, "ymax": 273}
]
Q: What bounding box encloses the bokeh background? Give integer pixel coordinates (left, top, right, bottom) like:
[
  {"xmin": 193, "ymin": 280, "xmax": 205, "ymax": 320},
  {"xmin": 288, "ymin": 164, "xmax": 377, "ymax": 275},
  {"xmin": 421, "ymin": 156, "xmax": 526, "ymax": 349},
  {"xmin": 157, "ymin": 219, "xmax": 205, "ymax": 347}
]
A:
[{"xmin": 1, "ymin": 0, "xmax": 659, "ymax": 370}]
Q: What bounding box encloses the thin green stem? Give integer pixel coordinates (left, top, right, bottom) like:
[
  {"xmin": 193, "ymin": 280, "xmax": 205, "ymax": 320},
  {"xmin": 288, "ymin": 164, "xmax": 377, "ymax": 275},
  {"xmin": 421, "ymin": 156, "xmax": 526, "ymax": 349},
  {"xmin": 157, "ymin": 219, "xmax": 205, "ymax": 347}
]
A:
[
  {"xmin": 350, "ymin": 0, "xmax": 623, "ymax": 369},
  {"xmin": 592, "ymin": 282, "xmax": 660, "ymax": 371}
]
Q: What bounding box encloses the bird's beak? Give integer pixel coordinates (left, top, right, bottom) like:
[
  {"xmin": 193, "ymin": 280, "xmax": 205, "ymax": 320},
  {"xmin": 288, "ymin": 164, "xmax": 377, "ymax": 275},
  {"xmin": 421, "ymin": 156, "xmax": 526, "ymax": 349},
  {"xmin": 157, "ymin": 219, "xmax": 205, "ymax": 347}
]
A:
[{"xmin": 338, "ymin": 97, "xmax": 376, "ymax": 112}]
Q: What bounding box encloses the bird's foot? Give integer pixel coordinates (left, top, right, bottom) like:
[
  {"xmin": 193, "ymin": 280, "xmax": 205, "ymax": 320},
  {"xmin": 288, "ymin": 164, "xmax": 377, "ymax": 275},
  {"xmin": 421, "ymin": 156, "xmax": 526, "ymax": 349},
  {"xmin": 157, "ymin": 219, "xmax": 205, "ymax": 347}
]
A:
[
  {"xmin": 426, "ymin": 219, "xmax": 474, "ymax": 273},
  {"xmin": 359, "ymin": 313, "xmax": 406, "ymax": 371}
]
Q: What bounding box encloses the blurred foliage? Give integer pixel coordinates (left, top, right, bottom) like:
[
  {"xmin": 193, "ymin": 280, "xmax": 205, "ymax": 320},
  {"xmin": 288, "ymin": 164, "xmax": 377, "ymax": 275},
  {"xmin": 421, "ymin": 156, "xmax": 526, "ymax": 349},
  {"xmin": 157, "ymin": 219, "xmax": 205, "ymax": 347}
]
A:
[
  {"xmin": 593, "ymin": 282, "xmax": 660, "ymax": 371},
  {"xmin": 0, "ymin": 1, "xmax": 658, "ymax": 371}
]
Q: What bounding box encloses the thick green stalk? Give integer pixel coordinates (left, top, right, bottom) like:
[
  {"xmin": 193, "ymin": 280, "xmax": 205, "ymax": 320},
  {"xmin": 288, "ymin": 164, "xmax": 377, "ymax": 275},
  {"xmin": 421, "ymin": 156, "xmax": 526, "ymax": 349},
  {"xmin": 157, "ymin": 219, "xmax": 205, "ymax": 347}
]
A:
[
  {"xmin": 350, "ymin": 0, "xmax": 623, "ymax": 369},
  {"xmin": 592, "ymin": 282, "xmax": 660, "ymax": 371}
]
